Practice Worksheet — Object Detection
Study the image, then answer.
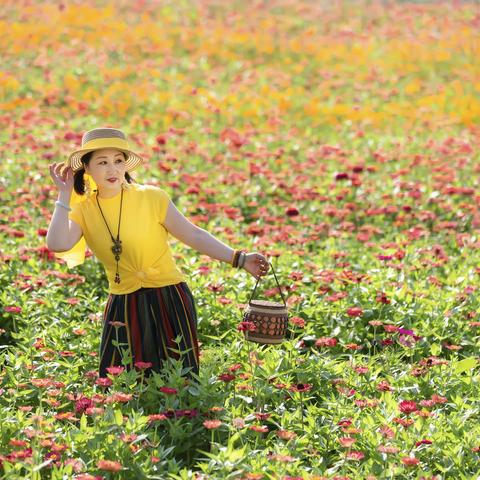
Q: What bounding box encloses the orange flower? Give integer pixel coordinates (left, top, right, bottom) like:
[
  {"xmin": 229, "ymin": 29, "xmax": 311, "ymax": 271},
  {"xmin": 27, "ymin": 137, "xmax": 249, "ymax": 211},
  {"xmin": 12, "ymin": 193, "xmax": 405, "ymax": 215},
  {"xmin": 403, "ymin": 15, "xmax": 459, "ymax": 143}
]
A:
[{"xmin": 97, "ymin": 459, "xmax": 123, "ymax": 471}]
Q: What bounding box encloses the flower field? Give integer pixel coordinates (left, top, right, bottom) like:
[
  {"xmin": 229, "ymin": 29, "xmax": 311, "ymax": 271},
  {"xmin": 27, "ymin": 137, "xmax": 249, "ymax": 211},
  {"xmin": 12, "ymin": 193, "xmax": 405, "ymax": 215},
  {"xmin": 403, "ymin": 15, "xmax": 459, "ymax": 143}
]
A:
[{"xmin": 1, "ymin": 1, "xmax": 480, "ymax": 479}]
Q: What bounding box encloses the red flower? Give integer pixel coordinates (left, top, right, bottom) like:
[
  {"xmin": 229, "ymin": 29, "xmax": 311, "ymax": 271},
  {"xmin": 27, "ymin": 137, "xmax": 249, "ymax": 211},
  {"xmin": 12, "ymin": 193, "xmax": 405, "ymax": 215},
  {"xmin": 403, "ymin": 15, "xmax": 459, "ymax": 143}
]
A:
[
  {"xmin": 415, "ymin": 439, "xmax": 433, "ymax": 447},
  {"xmin": 156, "ymin": 134, "xmax": 167, "ymax": 145},
  {"xmin": 346, "ymin": 306, "xmax": 363, "ymax": 317},
  {"xmin": 376, "ymin": 380, "xmax": 393, "ymax": 392},
  {"xmin": 289, "ymin": 316, "xmax": 305, "ymax": 328},
  {"xmin": 285, "ymin": 206, "xmax": 299, "ymax": 217},
  {"xmin": 159, "ymin": 386, "xmax": 177, "ymax": 395},
  {"xmin": 237, "ymin": 321, "xmax": 257, "ymax": 332},
  {"xmin": 376, "ymin": 292, "xmax": 390, "ymax": 304},
  {"xmin": 228, "ymin": 363, "xmax": 242, "ymax": 372},
  {"xmin": 218, "ymin": 373, "xmax": 236, "ymax": 383},
  {"xmin": 399, "ymin": 400, "xmax": 418, "ymax": 415},
  {"xmin": 289, "ymin": 383, "xmax": 313, "ymax": 393},
  {"xmin": 75, "ymin": 395, "xmax": 94, "ymax": 414}
]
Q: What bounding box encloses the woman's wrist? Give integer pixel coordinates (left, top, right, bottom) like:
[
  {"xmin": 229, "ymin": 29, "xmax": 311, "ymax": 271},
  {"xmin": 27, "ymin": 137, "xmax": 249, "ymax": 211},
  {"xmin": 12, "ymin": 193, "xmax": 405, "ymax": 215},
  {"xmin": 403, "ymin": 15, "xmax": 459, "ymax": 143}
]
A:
[
  {"xmin": 231, "ymin": 249, "xmax": 247, "ymax": 268},
  {"xmin": 57, "ymin": 190, "xmax": 72, "ymax": 203}
]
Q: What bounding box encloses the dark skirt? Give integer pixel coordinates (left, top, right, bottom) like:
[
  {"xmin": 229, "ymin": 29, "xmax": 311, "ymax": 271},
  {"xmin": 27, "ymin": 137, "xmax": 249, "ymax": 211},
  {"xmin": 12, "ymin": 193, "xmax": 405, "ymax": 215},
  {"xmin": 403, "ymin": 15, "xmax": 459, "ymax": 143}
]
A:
[{"xmin": 98, "ymin": 282, "xmax": 200, "ymax": 379}]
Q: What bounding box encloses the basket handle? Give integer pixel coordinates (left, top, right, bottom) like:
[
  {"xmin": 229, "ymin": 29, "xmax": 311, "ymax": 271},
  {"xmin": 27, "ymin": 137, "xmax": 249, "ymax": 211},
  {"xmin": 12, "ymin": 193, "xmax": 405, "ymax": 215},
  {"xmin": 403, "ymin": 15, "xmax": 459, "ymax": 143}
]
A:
[{"xmin": 247, "ymin": 260, "xmax": 287, "ymax": 307}]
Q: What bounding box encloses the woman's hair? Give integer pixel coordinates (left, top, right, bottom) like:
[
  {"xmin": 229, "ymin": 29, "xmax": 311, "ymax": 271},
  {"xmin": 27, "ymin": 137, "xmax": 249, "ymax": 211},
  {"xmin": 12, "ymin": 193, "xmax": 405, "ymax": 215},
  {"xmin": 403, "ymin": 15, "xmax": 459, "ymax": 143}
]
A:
[{"xmin": 73, "ymin": 151, "xmax": 135, "ymax": 195}]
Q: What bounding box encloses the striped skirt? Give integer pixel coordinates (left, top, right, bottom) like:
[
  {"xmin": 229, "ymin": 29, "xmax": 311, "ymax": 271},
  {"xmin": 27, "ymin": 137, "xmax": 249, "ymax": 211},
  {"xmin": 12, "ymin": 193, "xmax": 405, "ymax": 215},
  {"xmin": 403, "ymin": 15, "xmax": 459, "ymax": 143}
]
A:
[{"xmin": 98, "ymin": 282, "xmax": 200, "ymax": 379}]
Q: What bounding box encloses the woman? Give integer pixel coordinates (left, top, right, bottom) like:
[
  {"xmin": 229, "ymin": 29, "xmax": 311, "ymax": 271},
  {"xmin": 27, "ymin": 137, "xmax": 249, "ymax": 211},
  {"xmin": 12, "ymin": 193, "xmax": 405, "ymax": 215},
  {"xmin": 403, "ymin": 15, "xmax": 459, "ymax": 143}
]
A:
[{"xmin": 46, "ymin": 127, "xmax": 269, "ymax": 379}]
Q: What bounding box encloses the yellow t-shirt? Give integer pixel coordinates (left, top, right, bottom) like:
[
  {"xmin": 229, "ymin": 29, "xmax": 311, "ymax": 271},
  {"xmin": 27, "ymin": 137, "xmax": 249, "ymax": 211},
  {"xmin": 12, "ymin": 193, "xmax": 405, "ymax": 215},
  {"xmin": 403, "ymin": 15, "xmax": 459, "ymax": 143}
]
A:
[{"xmin": 67, "ymin": 183, "xmax": 186, "ymax": 295}]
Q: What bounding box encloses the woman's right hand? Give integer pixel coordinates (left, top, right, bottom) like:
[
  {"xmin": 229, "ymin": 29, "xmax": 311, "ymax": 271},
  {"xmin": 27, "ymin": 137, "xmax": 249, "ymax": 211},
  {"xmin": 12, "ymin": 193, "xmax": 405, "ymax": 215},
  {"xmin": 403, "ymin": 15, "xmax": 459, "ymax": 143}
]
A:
[{"xmin": 49, "ymin": 162, "xmax": 74, "ymax": 193}]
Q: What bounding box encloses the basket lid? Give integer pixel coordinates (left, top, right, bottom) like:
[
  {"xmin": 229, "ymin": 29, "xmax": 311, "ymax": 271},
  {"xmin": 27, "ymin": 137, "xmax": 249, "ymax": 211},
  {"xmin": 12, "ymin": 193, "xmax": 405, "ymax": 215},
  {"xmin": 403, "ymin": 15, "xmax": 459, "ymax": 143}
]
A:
[{"xmin": 249, "ymin": 299, "xmax": 286, "ymax": 309}]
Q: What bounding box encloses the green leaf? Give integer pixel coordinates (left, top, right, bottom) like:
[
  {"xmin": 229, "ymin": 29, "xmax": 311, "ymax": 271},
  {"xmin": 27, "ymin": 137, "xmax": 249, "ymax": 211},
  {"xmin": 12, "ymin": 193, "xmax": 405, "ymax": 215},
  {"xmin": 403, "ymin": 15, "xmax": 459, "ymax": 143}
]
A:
[
  {"xmin": 454, "ymin": 357, "xmax": 477, "ymax": 374},
  {"xmin": 114, "ymin": 408, "xmax": 124, "ymax": 425},
  {"xmin": 430, "ymin": 343, "xmax": 442, "ymax": 356},
  {"xmin": 80, "ymin": 414, "xmax": 87, "ymax": 431}
]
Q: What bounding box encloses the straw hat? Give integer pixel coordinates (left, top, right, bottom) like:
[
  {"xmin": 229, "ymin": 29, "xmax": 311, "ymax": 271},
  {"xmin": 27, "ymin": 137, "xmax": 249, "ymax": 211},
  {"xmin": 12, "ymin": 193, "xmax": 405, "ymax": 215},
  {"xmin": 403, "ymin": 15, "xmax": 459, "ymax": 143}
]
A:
[{"xmin": 66, "ymin": 128, "xmax": 144, "ymax": 172}]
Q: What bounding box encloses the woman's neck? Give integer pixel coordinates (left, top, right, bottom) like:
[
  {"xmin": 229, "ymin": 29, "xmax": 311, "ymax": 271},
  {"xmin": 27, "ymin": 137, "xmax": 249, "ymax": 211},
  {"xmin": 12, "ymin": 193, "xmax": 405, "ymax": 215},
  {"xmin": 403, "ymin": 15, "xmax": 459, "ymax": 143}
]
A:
[{"xmin": 96, "ymin": 184, "xmax": 123, "ymax": 199}]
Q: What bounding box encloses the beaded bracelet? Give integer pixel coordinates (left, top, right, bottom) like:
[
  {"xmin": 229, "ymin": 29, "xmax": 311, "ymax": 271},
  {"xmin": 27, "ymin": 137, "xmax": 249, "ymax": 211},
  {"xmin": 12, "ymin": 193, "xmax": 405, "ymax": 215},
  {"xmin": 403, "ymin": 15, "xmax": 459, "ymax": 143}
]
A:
[{"xmin": 55, "ymin": 200, "xmax": 72, "ymax": 211}]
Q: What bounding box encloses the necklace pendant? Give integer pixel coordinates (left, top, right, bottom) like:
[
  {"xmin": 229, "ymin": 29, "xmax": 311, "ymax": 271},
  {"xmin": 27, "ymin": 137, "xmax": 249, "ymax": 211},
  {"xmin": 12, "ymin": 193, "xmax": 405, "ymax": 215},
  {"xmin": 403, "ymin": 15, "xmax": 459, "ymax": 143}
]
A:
[
  {"xmin": 115, "ymin": 273, "xmax": 121, "ymax": 284},
  {"xmin": 111, "ymin": 240, "xmax": 122, "ymax": 256}
]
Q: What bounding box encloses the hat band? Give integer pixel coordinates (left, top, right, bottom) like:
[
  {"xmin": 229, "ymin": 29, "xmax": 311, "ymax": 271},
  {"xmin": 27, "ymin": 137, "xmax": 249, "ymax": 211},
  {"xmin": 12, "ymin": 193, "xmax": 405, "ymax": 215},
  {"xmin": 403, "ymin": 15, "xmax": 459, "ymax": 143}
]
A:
[{"xmin": 80, "ymin": 137, "xmax": 131, "ymax": 152}]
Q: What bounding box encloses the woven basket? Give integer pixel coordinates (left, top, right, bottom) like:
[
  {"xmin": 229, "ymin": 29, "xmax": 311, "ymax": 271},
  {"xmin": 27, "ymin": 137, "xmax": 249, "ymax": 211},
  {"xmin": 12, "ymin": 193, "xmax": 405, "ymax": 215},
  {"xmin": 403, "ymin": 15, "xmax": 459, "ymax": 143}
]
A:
[{"xmin": 242, "ymin": 261, "xmax": 289, "ymax": 345}]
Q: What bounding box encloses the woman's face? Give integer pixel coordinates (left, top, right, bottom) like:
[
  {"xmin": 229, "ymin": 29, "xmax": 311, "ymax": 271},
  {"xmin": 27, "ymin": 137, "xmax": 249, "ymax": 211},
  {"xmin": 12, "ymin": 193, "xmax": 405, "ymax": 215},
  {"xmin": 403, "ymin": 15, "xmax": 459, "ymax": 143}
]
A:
[{"xmin": 84, "ymin": 148, "xmax": 127, "ymax": 195}]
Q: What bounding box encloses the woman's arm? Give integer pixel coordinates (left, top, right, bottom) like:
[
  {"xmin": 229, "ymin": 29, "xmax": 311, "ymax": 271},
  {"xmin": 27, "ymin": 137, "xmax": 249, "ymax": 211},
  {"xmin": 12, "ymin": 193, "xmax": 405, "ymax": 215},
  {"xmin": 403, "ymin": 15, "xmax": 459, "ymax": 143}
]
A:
[
  {"xmin": 46, "ymin": 197, "xmax": 83, "ymax": 251},
  {"xmin": 163, "ymin": 200, "xmax": 269, "ymax": 279}
]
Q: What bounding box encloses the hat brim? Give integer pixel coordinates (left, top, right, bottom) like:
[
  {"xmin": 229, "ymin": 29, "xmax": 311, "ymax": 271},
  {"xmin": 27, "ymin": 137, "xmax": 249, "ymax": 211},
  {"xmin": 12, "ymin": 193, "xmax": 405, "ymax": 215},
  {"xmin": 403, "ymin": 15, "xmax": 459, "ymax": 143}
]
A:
[{"xmin": 67, "ymin": 148, "xmax": 144, "ymax": 172}]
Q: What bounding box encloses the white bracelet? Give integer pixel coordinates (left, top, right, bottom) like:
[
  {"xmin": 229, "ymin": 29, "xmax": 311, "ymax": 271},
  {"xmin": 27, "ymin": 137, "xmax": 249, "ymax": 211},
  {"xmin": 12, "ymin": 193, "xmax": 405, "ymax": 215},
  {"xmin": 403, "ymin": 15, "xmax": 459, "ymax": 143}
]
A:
[
  {"xmin": 55, "ymin": 200, "xmax": 72, "ymax": 211},
  {"xmin": 238, "ymin": 252, "xmax": 246, "ymax": 268}
]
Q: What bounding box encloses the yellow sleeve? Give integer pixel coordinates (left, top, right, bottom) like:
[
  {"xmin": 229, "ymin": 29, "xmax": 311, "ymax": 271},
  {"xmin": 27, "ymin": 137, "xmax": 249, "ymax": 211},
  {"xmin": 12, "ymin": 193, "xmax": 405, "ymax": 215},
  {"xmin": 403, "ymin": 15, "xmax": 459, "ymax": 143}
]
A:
[
  {"xmin": 68, "ymin": 202, "xmax": 85, "ymax": 232},
  {"xmin": 150, "ymin": 186, "xmax": 171, "ymax": 223}
]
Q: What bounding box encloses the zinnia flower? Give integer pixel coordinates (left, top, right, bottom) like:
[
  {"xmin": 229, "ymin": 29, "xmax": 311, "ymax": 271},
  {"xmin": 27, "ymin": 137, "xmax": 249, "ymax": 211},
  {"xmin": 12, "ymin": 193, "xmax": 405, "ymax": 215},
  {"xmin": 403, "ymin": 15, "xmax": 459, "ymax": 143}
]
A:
[
  {"xmin": 106, "ymin": 366, "xmax": 124, "ymax": 376},
  {"xmin": 97, "ymin": 459, "xmax": 123, "ymax": 472},
  {"xmin": 203, "ymin": 420, "xmax": 222, "ymax": 429},
  {"xmin": 218, "ymin": 373, "xmax": 236, "ymax": 383},
  {"xmin": 399, "ymin": 400, "xmax": 418, "ymax": 415},
  {"xmin": 134, "ymin": 361, "xmax": 152, "ymax": 369},
  {"xmin": 159, "ymin": 386, "xmax": 177, "ymax": 395}
]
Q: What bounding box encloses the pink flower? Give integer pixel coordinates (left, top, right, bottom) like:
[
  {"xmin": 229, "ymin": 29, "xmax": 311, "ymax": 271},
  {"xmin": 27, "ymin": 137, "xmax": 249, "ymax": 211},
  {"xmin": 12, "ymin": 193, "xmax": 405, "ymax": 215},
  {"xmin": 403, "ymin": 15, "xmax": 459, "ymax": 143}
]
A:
[
  {"xmin": 95, "ymin": 377, "xmax": 113, "ymax": 387},
  {"xmin": 401, "ymin": 456, "xmax": 420, "ymax": 466},
  {"xmin": 134, "ymin": 361, "xmax": 153, "ymax": 370},
  {"xmin": 315, "ymin": 337, "xmax": 337, "ymax": 348},
  {"xmin": 203, "ymin": 420, "xmax": 222, "ymax": 429},
  {"xmin": 147, "ymin": 414, "xmax": 168, "ymax": 423},
  {"xmin": 276, "ymin": 430, "xmax": 297, "ymax": 440},
  {"xmin": 378, "ymin": 445, "xmax": 399, "ymax": 454},
  {"xmin": 338, "ymin": 436, "xmax": 356, "ymax": 448},
  {"xmin": 106, "ymin": 366, "xmax": 124, "ymax": 376},
  {"xmin": 4, "ymin": 306, "xmax": 21, "ymax": 314},
  {"xmin": 249, "ymin": 425, "xmax": 269, "ymax": 433},
  {"xmin": 346, "ymin": 450, "xmax": 365, "ymax": 461}
]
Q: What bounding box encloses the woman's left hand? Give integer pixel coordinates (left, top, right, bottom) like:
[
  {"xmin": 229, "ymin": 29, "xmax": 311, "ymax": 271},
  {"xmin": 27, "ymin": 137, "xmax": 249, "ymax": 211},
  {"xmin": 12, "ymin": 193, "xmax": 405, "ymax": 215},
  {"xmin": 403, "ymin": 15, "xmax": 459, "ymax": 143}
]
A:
[{"xmin": 242, "ymin": 252, "xmax": 270, "ymax": 280}]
